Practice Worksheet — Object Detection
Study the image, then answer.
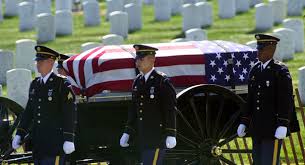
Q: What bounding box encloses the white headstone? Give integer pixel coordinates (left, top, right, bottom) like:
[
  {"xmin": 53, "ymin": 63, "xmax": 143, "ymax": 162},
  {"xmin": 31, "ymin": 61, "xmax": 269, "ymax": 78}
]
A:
[
  {"xmin": 299, "ymin": 66, "xmax": 305, "ymax": 105},
  {"xmin": 236, "ymin": 0, "xmax": 250, "ymax": 13},
  {"xmin": 182, "ymin": 4, "xmax": 200, "ymax": 32},
  {"xmin": 255, "ymin": 3, "xmax": 273, "ymax": 31},
  {"xmin": 7, "ymin": 69, "xmax": 32, "ymax": 108},
  {"xmin": 124, "ymin": 0, "xmax": 142, "ymax": 6},
  {"xmin": 196, "ymin": 2, "xmax": 213, "ymax": 27},
  {"xmin": 55, "ymin": 10, "xmax": 73, "ymax": 36},
  {"xmin": 218, "ymin": 0, "xmax": 236, "ymax": 19},
  {"xmin": 106, "ymin": 0, "xmax": 124, "ymax": 20},
  {"xmin": 4, "ymin": 0, "xmax": 18, "ymax": 17},
  {"xmin": 83, "ymin": 1, "xmax": 101, "ymax": 26},
  {"xmin": 34, "ymin": 0, "xmax": 51, "ymax": 15},
  {"xmin": 154, "ymin": 0, "xmax": 171, "ymax": 21},
  {"xmin": 0, "ymin": 50, "xmax": 14, "ymax": 85},
  {"xmin": 287, "ymin": 0, "xmax": 303, "ymax": 16},
  {"xmin": 246, "ymin": 40, "xmax": 257, "ymax": 49},
  {"xmin": 183, "ymin": 0, "xmax": 198, "ymax": 4},
  {"xmin": 18, "ymin": 2, "xmax": 35, "ymax": 31},
  {"xmin": 109, "ymin": 11, "xmax": 128, "ymax": 38},
  {"xmin": 185, "ymin": 28, "xmax": 207, "ymax": 41},
  {"xmin": 124, "ymin": 3, "xmax": 142, "ymax": 31},
  {"xmin": 81, "ymin": 42, "xmax": 102, "ymax": 52},
  {"xmin": 283, "ymin": 19, "xmax": 304, "ymax": 52},
  {"xmin": 250, "ymin": 0, "xmax": 262, "ymax": 7},
  {"xmin": 271, "ymin": 33, "xmax": 284, "ymax": 61},
  {"xmin": 171, "ymin": 38, "xmax": 189, "ymax": 42},
  {"xmin": 0, "ymin": 0, "xmax": 3, "ymax": 22},
  {"xmin": 269, "ymin": 0, "xmax": 286, "ymax": 24},
  {"xmin": 0, "ymin": 85, "xmax": 2, "ymax": 96},
  {"xmin": 102, "ymin": 34, "xmax": 124, "ymax": 45},
  {"xmin": 56, "ymin": 0, "xmax": 72, "ymax": 11},
  {"xmin": 171, "ymin": 0, "xmax": 183, "ymax": 15},
  {"xmin": 16, "ymin": 39, "xmax": 36, "ymax": 71},
  {"xmin": 36, "ymin": 13, "xmax": 55, "ymax": 43},
  {"xmin": 144, "ymin": 0, "xmax": 153, "ymax": 5},
  {"xmin": 273, "ymin": 28, "xmax": 295, "ymax": 61}
]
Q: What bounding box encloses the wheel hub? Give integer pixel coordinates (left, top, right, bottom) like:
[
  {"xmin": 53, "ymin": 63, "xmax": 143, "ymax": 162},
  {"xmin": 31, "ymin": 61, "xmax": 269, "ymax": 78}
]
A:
[{"xmin": 211, "ymin": 146, "xmax": 222, "ymax": 157}]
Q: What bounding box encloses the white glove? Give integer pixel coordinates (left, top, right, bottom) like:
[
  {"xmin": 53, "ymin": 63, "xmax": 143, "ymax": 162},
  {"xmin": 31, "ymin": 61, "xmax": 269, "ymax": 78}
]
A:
[
  {"xmin": 12, "ymin": 135, "xmax": 21, "ymax": 150},
  {"xmin": 237, "ymin": 124, "xmax": 246, "ymax": 137},
  {"xmin": 120, "ymin": 133, "xmax": 130, "ymax": 147},
  {"xmin": 166, "ymin": 136, "xmax": 176, "ymax": 149},
  {"xmin": 63, "ymin": 141, "xmax": 75, "ymax": 154},
  {"xmin": 274, "ymin": 126, "xmax": 287, "ymax": 139}
]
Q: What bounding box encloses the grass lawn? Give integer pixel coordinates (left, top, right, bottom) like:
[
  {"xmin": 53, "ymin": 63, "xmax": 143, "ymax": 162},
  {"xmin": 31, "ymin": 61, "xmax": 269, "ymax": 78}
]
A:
[{"xmin": 0, "ymin": 0, "xmax": 305, "ymax": 163}]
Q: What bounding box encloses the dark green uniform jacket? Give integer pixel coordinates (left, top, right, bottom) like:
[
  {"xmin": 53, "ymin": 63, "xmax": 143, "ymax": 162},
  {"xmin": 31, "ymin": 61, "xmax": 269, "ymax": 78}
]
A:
[
  {"xmin": 124, "ymin": 70, "xmax": 177, "ymax": 149},
  {"xmin": 16, "ymin": 73, "xmax": 76, "ymax": 158}
]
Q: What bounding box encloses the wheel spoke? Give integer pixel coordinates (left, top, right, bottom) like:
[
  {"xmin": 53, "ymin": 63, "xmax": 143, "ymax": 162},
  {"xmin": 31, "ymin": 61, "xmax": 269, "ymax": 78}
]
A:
[
  {"xmin": 177, "ymin": 132, "xmax": 198, "ymax": 148},
  {"xmin": 212, "ymin": 97, "xmax": 225, "ymax": 139},
  {"xmin": 222, "ymin": 149, "xmax": 252, "ymax": 154},
  {"xmin": 176, "ymin": 109, "xmax": 201, "ymax": 140},
  {"xmin": 205, "ymin": 92, "xmax": 211, "ymax": 138},
  {"xmin": 217, "ymin": 110, "xmax": 241, "ymax": 139},
  {"xmin": 189, "ymin": 97, "xmax": 206, "ymax": 139},
  {"xmin": 219, "ymin": 155, "xmax": 236, "ymax": 165},
  {"xmin": 218, "ymin": 134, "xmax": 238, "ymax": 147}
]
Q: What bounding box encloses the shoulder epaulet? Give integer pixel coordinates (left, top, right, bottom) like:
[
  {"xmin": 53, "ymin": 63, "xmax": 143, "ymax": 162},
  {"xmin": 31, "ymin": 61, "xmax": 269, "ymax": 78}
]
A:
[
  {"xmin": 272, "ymin": 60, "xmax": 291, "ymax": 79},
  {"xmin": 56, "ymin": 74, "xmax": 67, "ymax": 79}
]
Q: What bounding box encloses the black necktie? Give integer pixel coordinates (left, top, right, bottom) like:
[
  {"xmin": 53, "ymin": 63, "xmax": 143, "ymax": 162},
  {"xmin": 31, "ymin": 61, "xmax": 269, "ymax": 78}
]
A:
[{"xmin": 141, "ymin": 76, "xmax": 145, "ymax": 85}]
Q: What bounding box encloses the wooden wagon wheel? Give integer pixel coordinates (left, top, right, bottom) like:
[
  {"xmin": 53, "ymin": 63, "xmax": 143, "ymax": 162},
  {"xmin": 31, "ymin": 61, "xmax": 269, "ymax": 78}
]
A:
[
  {"xmin": 165, "ymin": 84, "xmax": 251, "ymax": 165},
  {"xmin": 0, "ymin": 97, "xmax": 24, "ymax": 156}
]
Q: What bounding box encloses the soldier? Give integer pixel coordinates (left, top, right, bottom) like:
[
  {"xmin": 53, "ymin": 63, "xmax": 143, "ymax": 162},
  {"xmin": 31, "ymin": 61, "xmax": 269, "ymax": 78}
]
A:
[
  {"xmin": 237, "ymin": 34, "xmax": 293, "ymax": 165},
  {"xmin": 120, "ymin": 44, "xmax": 177, "ymax": 165},
  {"xmin": 12, "ymin": 46, "xmax": 76, "ymax": 165},
  {"xmin": 57, "ymin": 54, "xmax": 70, "ymax": 76}
]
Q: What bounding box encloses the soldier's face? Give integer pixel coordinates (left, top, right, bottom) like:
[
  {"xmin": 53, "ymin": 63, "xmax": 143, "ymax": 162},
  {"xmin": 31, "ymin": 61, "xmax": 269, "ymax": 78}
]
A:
[
  {"xmin": 36, "ymin": 59, "xmax": 55, "ymax": 75},
  {"xmin": 257, "ymin": 44, "xmax": 276, "ymax": 63},
  {"xmin": 135, "ymin": 55, "xmax": 155, "ymax": 74}
]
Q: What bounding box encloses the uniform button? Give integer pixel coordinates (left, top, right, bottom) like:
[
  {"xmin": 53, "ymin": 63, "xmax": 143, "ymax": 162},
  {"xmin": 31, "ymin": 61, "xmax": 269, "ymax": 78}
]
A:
[
  {"xmin": 37, "ymin": 120, "xmax": 41, "ymax": 124},
  {"xmin": 38, "ymin": 99, "xmax": 41, "ymax": 102},
  {"xmin": 140, "ymin": 103, "xmax": 143, "ymax": 106},
  {"xmin": 38, "ymin": 106, "xmax": 40, "ymax": 109},
  {"xmin": 139, "ymin": 110, "xmax": 143, "ymax": 113},
  {"xmin": 141, "ymin": 95, "xmax": 144, "ymax": 98},
  {"xmin": 139, "ymin": 117, "xmax": 143, "ymax": 121},
  {"xmin": 257, "ymin": 107, "xmax": 260, "ymax": 110},
  {"xmin": 257, "ymin": 100, "xmax": 259, "ymax": 103},
  {"xmin": 160, "ymin": 124, "xmax": 163, "ymax": 127},
  {"xmin": 257, "ymin": 92, "xmax": 260, "ymax": 95},
  {"xmin": 258, "ymin": 85, "xmax": 261, "ymax": 88},
  {"xmin": 37, "ymin": 113, "xmax": 41, "ymax": 116}
]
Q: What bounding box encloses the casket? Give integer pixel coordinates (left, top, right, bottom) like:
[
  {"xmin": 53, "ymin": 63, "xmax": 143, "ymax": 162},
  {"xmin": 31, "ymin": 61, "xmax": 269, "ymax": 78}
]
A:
[{"xmin": 63, "ymin": 41, "xmax": 257, "ymax": 97}]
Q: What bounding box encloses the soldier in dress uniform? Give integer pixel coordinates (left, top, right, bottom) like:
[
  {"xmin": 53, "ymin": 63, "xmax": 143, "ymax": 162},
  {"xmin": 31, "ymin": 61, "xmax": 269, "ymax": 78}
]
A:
[
  {"xmin": 57, "ymin": 54, "xmax": 70, "ymax": 76},
  {"xmin": 237, "ymin": 34, "xmax": 294, "ymax": 165},
  {"xmin": 120, "ymin": 44, "xmax": 177, "ymax": 165},
  {"xmin": 12, "ymin": 45, "xmax": 77, "ymax": 165}
]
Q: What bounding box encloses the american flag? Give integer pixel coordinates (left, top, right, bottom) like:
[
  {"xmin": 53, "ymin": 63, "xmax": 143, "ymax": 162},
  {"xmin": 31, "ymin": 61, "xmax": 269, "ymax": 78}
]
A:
[{"xmin": 63, "ymin": 41, "xmax": 257, "ymax": 97}]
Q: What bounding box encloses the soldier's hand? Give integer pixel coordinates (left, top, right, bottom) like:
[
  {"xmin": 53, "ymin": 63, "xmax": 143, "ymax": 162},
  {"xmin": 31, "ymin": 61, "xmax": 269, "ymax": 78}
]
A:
[
  {"xmin": 274, "ymin": 126, "xmax": 287, "ymax": 139},
  {"xmin": 63, "ymin": 141, "xmax": 75, "ymax": 154},
  {"xmin": 12, "ymin": 135, "xmax": 21, "ymax": 150},
  {"xmin": 120, "ymin": 133, "xmax": 130, "ymax": 147},
  {"xmin": 237, "ymin": 124, "xmax": 246, "ymax": 137},
  {"xmin": 166, "ymin": 136, "xmax": 176, "ymax": 149}
]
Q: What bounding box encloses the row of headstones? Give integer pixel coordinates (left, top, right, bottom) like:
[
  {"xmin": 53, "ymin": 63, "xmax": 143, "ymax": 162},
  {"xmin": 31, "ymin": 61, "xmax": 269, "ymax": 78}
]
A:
[
  {"xmin": 255, "ymin": 0, "xmax": 305, "ymax": 32},
  {"xmin": 247, "ymin": 18, "xmax": 304, "ymax": 61}
]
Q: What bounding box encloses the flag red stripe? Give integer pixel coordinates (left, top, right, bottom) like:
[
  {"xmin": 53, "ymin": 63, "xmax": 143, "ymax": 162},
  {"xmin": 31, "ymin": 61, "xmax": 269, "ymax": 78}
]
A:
[
  {"xmin": 92, "ymin": 50, "xmax": 106, "ymax": 73},
  {"xmin": 72, "ymin": 75, "xmax": 207, "ymax": 97},
  {"xmin": 79, "ymin": 47, "xmax": 101, "ymax": 88}
]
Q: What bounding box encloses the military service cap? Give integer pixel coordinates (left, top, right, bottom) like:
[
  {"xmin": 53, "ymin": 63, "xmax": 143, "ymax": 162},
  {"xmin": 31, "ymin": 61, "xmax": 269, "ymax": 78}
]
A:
[
  {"xmin": 34, "ymin": 45, "xmax": 59, "ymax": 61},
  {"xmin": 255, "ymin": 34, "xmax": 280, "ymax": 50},
  {"xmin": 133, "ymin": 44, "xmax": 158, "ymax": 60},
  {"xmin": 57, "ymin": 54, "xmax": 70, "ymax": 68}
]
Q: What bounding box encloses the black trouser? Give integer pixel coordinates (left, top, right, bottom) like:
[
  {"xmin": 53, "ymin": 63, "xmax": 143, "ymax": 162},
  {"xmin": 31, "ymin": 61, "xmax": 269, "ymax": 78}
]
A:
[
  {"xmin": 252, "ymin": 138, "xmax": 282, "ymax": 165},
  {"xmin": 34, "ymin": 155, "xmax": 65, "ymax": 165}
]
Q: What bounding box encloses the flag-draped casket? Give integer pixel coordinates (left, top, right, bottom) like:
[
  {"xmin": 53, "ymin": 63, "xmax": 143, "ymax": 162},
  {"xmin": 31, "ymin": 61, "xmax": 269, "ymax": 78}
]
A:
[{"xmin": 63, "ymin": 41, "xmax": 257, "ymax": 97}]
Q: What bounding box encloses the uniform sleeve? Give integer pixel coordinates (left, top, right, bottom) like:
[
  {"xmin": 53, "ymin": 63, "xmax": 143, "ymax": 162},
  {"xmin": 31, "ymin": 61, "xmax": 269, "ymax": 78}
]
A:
[
  {"xmin": 61, "ymin": 80, "xmax": 77, "ymax": 142},
  {"xmin": 276, "ymin": 67, "xmax": 293, "ymax": 127},
  {"xmin": 17, "ymin": 82, "xmax": 34, "ymax": 139},
  {"xmin": 124, "ymin": 80, "xmax": 137, "ymax": 135},
  {"xmin": 160, "ymin": 78, "xmax": 177, "ymax": 137},
  {"xmin": 240, "ymin": 69, "xmax": 254, "ymax": 127}
]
